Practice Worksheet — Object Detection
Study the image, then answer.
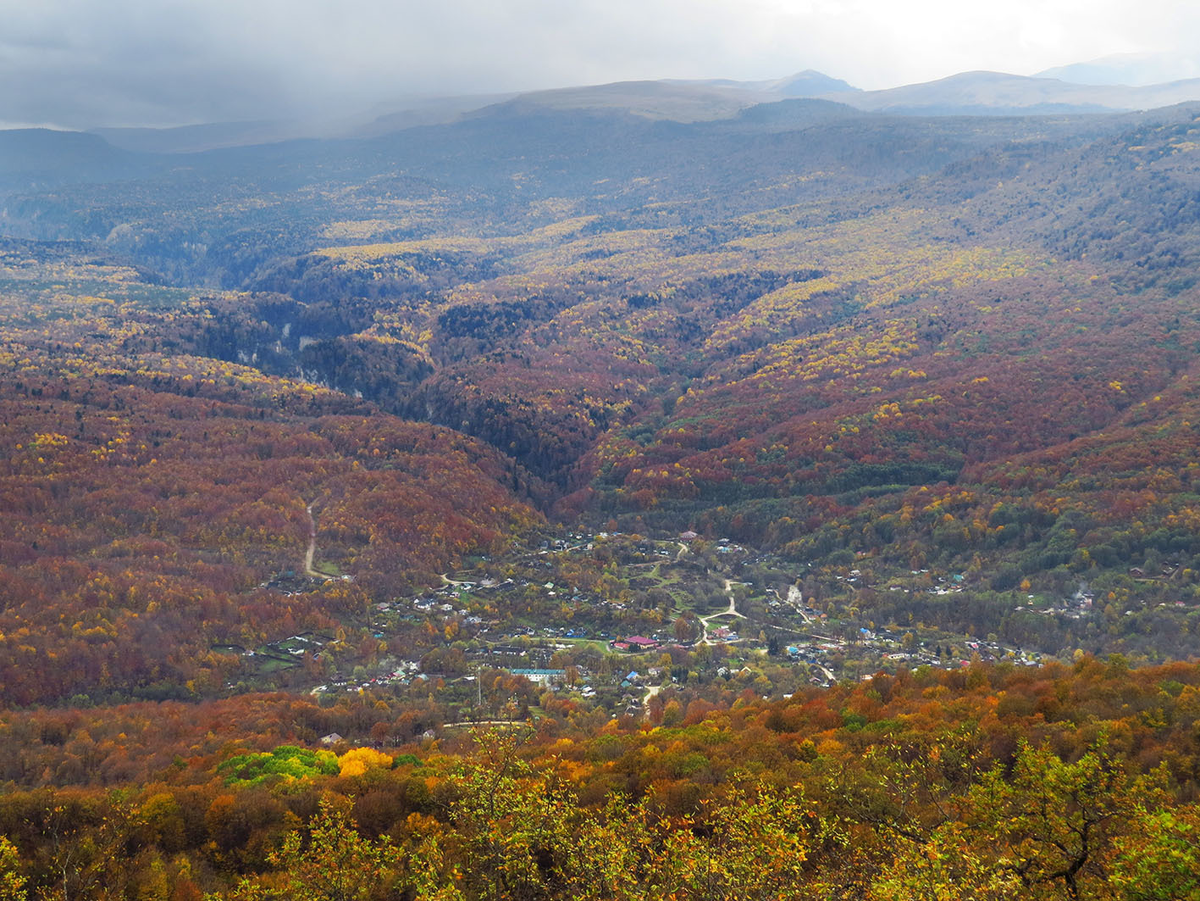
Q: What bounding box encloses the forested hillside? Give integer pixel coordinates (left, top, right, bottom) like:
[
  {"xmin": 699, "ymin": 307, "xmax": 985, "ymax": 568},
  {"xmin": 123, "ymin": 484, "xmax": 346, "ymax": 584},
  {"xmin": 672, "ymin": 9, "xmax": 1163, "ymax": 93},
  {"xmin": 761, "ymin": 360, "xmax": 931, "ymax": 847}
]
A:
[
  {"xmin": 0, "ymin": 659, "xmax": 1198, "ymax": 898},
  {"xmin": 8, "ymin": 100, "xmax": 1200, "ymax": 652},
  {"xmin": 0, "ymin": 243, "xmax": 539, "ymax": 707}
]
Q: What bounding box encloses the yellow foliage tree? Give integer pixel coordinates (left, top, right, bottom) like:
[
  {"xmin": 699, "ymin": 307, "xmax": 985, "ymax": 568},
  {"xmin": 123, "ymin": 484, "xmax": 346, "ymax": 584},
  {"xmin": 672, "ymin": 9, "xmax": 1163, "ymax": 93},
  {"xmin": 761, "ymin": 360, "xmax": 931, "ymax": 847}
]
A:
[{"xmin": 337, "ymin": 747, "xmax": 394, "ymax": 778}]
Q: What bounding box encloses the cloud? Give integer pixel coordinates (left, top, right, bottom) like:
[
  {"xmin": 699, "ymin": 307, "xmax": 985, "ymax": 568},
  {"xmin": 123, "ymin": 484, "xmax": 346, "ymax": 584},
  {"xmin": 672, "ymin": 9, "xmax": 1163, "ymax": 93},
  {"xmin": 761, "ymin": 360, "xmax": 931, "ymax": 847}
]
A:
[{"xmin": 1, "ymin": 0, "xmax": 1197, "ymax": 129}]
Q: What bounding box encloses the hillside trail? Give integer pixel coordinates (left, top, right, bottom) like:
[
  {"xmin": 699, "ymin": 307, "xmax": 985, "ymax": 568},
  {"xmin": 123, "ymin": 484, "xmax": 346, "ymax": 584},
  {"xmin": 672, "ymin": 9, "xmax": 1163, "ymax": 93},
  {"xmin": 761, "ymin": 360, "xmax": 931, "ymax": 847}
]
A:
[
  {"xmin": 698, "ymin": 578, "xmax": 748, "ymax": 644},
  {"xmin": 304, "ymin": 502, "xmax": 331, "ymax": 581},
  {"xmin": 637, "ymin": 682, "xmax": 666, "ymax": 720},
  {"xmin": 719, "ymin": 579, "xmax": 748, "ymax": 619},
  {"xmin": 787, "ymin": 584, "xmax": 813, "ymax": 624}
]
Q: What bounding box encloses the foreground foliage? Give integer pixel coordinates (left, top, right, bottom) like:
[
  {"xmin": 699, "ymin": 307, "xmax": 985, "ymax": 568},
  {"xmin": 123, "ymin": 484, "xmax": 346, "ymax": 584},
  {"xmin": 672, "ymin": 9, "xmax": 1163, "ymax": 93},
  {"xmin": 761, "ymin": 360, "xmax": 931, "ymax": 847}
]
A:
[{"xmin": 0, "ymin": 659, "xmax": 1198, "ymax": 898}]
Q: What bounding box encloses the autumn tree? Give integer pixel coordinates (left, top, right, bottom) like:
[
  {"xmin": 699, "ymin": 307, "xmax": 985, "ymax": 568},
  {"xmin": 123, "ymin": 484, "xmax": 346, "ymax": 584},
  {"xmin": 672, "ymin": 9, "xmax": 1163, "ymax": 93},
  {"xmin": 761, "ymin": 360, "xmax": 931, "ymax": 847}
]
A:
[
  {"xmin": 0, "ymin": 838, "xmax": 26, "ymax": 901},
  {"xmin": 266, "ymin": 797, "xmax": 402, "ymax": 901}
]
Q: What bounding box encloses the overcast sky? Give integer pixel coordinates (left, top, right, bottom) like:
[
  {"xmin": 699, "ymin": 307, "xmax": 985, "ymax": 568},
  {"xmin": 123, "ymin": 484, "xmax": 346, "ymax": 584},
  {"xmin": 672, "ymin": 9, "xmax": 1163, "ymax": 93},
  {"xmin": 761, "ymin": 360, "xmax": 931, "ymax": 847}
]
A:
[{"xmin": 2, "ymin": 0, "xmax": 1199, "ymax": 129}]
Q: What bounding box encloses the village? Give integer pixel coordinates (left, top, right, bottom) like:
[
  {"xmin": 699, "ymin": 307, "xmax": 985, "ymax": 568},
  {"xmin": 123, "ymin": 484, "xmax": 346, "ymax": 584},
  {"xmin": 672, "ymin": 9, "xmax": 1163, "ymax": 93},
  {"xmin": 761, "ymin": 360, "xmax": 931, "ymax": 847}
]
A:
[{"xmin": 220, "ymin": 527, "xmax": 1045, "ymax": 721}]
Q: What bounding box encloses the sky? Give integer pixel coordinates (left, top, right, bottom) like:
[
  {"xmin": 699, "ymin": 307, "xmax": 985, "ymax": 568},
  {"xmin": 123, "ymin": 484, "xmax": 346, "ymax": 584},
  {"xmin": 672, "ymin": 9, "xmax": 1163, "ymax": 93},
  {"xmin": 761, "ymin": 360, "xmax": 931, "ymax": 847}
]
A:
[{"xmin": 2, "ymin": 0, "xmax": 1199, "ymax": 129}]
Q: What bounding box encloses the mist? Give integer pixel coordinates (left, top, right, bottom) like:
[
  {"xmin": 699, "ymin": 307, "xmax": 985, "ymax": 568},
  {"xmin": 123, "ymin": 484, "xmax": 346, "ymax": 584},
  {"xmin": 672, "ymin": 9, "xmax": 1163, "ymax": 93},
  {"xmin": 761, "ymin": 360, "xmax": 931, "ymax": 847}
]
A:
[{"xmin": 2, "ymin": 0, "xmax": 1197, "ymax": 129}]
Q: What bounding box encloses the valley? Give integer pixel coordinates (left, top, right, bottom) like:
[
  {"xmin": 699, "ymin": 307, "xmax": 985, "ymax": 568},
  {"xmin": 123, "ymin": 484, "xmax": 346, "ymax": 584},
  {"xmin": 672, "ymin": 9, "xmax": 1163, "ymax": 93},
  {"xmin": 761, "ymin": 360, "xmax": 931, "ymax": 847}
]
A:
[
  {"xmin": 236, "ymin": 525, "xmax": 1041, "ymax": 714},
  {"xmin": 3, "ymin": 78, "xmax": 1200, "ymax": 898}
]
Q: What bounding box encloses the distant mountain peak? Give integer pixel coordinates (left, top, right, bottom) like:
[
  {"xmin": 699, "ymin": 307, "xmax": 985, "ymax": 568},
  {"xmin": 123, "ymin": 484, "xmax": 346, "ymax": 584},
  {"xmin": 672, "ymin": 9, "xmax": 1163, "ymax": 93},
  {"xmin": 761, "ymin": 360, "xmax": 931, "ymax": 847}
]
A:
[
  {"xmin": 768, "ymin": 70, "xmax": 860, "ymax": 96},
  {"xmin": 1037, "ymin": 52, "xmax": 1200, "ymax": 87},
  {"xmin": 469, "ymin": 80, "xmax": 771, "ymax": 124},
  {"xmin": 819, "ymin": 69, "xmax": 1200, "ymax": 116}
]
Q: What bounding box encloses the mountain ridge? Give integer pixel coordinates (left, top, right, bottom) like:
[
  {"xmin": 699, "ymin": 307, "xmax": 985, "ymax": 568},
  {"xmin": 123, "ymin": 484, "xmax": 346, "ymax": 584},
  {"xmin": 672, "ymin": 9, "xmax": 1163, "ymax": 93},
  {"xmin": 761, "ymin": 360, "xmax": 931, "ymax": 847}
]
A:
[
  {"xmin": 823, "ymin": 69, "xmax": 1200, "ymax": 115},
  {"xmin": 4, "ymin": 65, "xmax": 1198, "ymax": 157}
]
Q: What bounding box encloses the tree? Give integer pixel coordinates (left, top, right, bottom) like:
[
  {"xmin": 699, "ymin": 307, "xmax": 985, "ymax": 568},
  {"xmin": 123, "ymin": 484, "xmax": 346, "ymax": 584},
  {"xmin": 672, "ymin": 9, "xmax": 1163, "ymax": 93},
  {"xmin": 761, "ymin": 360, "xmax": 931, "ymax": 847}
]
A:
[
  {"xmin": 1110, "ymin": 806, "xmax": 1200, "ymax": 901},
  {"xmin": 0, "ymin": 837, "xmax": 26, "ymax": 901},
  {"xmin": 267, "ymin": 797, "xmax": 401, "ymax": 901},
  {"xmin": 559, "ymin": 795, "xmax": 650, "ymax": 901},
  {"xmin": 38, "ymin": 795, "xmax": 140, "ymax": 901},
  {"xmin": 868, "ymin": 820, "xmax": 1019, "ymax": 901},
  {"xmin": 674, "ymin": 614, "xmax": 699, "ymax": 644},
  {"xmin": 645, "ymin": 780, "xmax": 814, "ymax": 901},
  {"xmin": 973, "ymin": 740, "xmax": 1141, "ymax": 900},
  {"xmin": 444, "ymin": 727, "xmax": 572, "ymax": 901},
  {"xmin": 871, "ymin": 738, "xmax": 1150, "ymax": 901},
  {"xmin": 336, "ymin": 747, "xmax": 393, "ymax": 778}
]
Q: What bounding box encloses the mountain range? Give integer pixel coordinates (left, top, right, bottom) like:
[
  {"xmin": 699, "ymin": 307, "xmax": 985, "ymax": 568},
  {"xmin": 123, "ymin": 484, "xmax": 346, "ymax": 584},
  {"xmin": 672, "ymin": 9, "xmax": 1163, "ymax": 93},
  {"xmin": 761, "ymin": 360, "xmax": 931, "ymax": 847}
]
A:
[
  {"xmin": 6, "ymin": 50, "xmax": 1200, "ymax": 897},
  {"xmin": 1, "ymin": 62, "xmax": 1191, "ymax": 158},
  {"xmin": 5, "ymin": 67, "xmax": 1200, "ymax": 669}
]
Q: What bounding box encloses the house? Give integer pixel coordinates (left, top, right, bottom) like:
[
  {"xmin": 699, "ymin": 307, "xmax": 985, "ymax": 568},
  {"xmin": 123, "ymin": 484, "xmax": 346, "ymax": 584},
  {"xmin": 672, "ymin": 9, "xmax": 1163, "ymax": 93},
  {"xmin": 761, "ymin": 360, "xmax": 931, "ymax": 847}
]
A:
[
  {"xmin": 319, "ymin": 732, "xmax": 343, "ymax": 745},
  {"xmin": 627, "ymin": 635, "xmax": 660, "ymax": 649},
  {"xmin": 611, "ymin": 635, "xmax": 661, "ymax": 652},
  {"xmin": 510, "ymin": 668, "xmax": 566, "ymax": 688}
]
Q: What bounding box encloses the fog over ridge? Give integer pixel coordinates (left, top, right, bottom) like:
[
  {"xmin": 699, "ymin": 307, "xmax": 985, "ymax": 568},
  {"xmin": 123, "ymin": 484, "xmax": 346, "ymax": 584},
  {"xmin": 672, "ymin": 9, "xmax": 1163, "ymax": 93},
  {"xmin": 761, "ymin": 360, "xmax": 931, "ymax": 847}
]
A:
[{"xmin": 2, "ymin": 0, "xmax": 1199, "ymax": 129}]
